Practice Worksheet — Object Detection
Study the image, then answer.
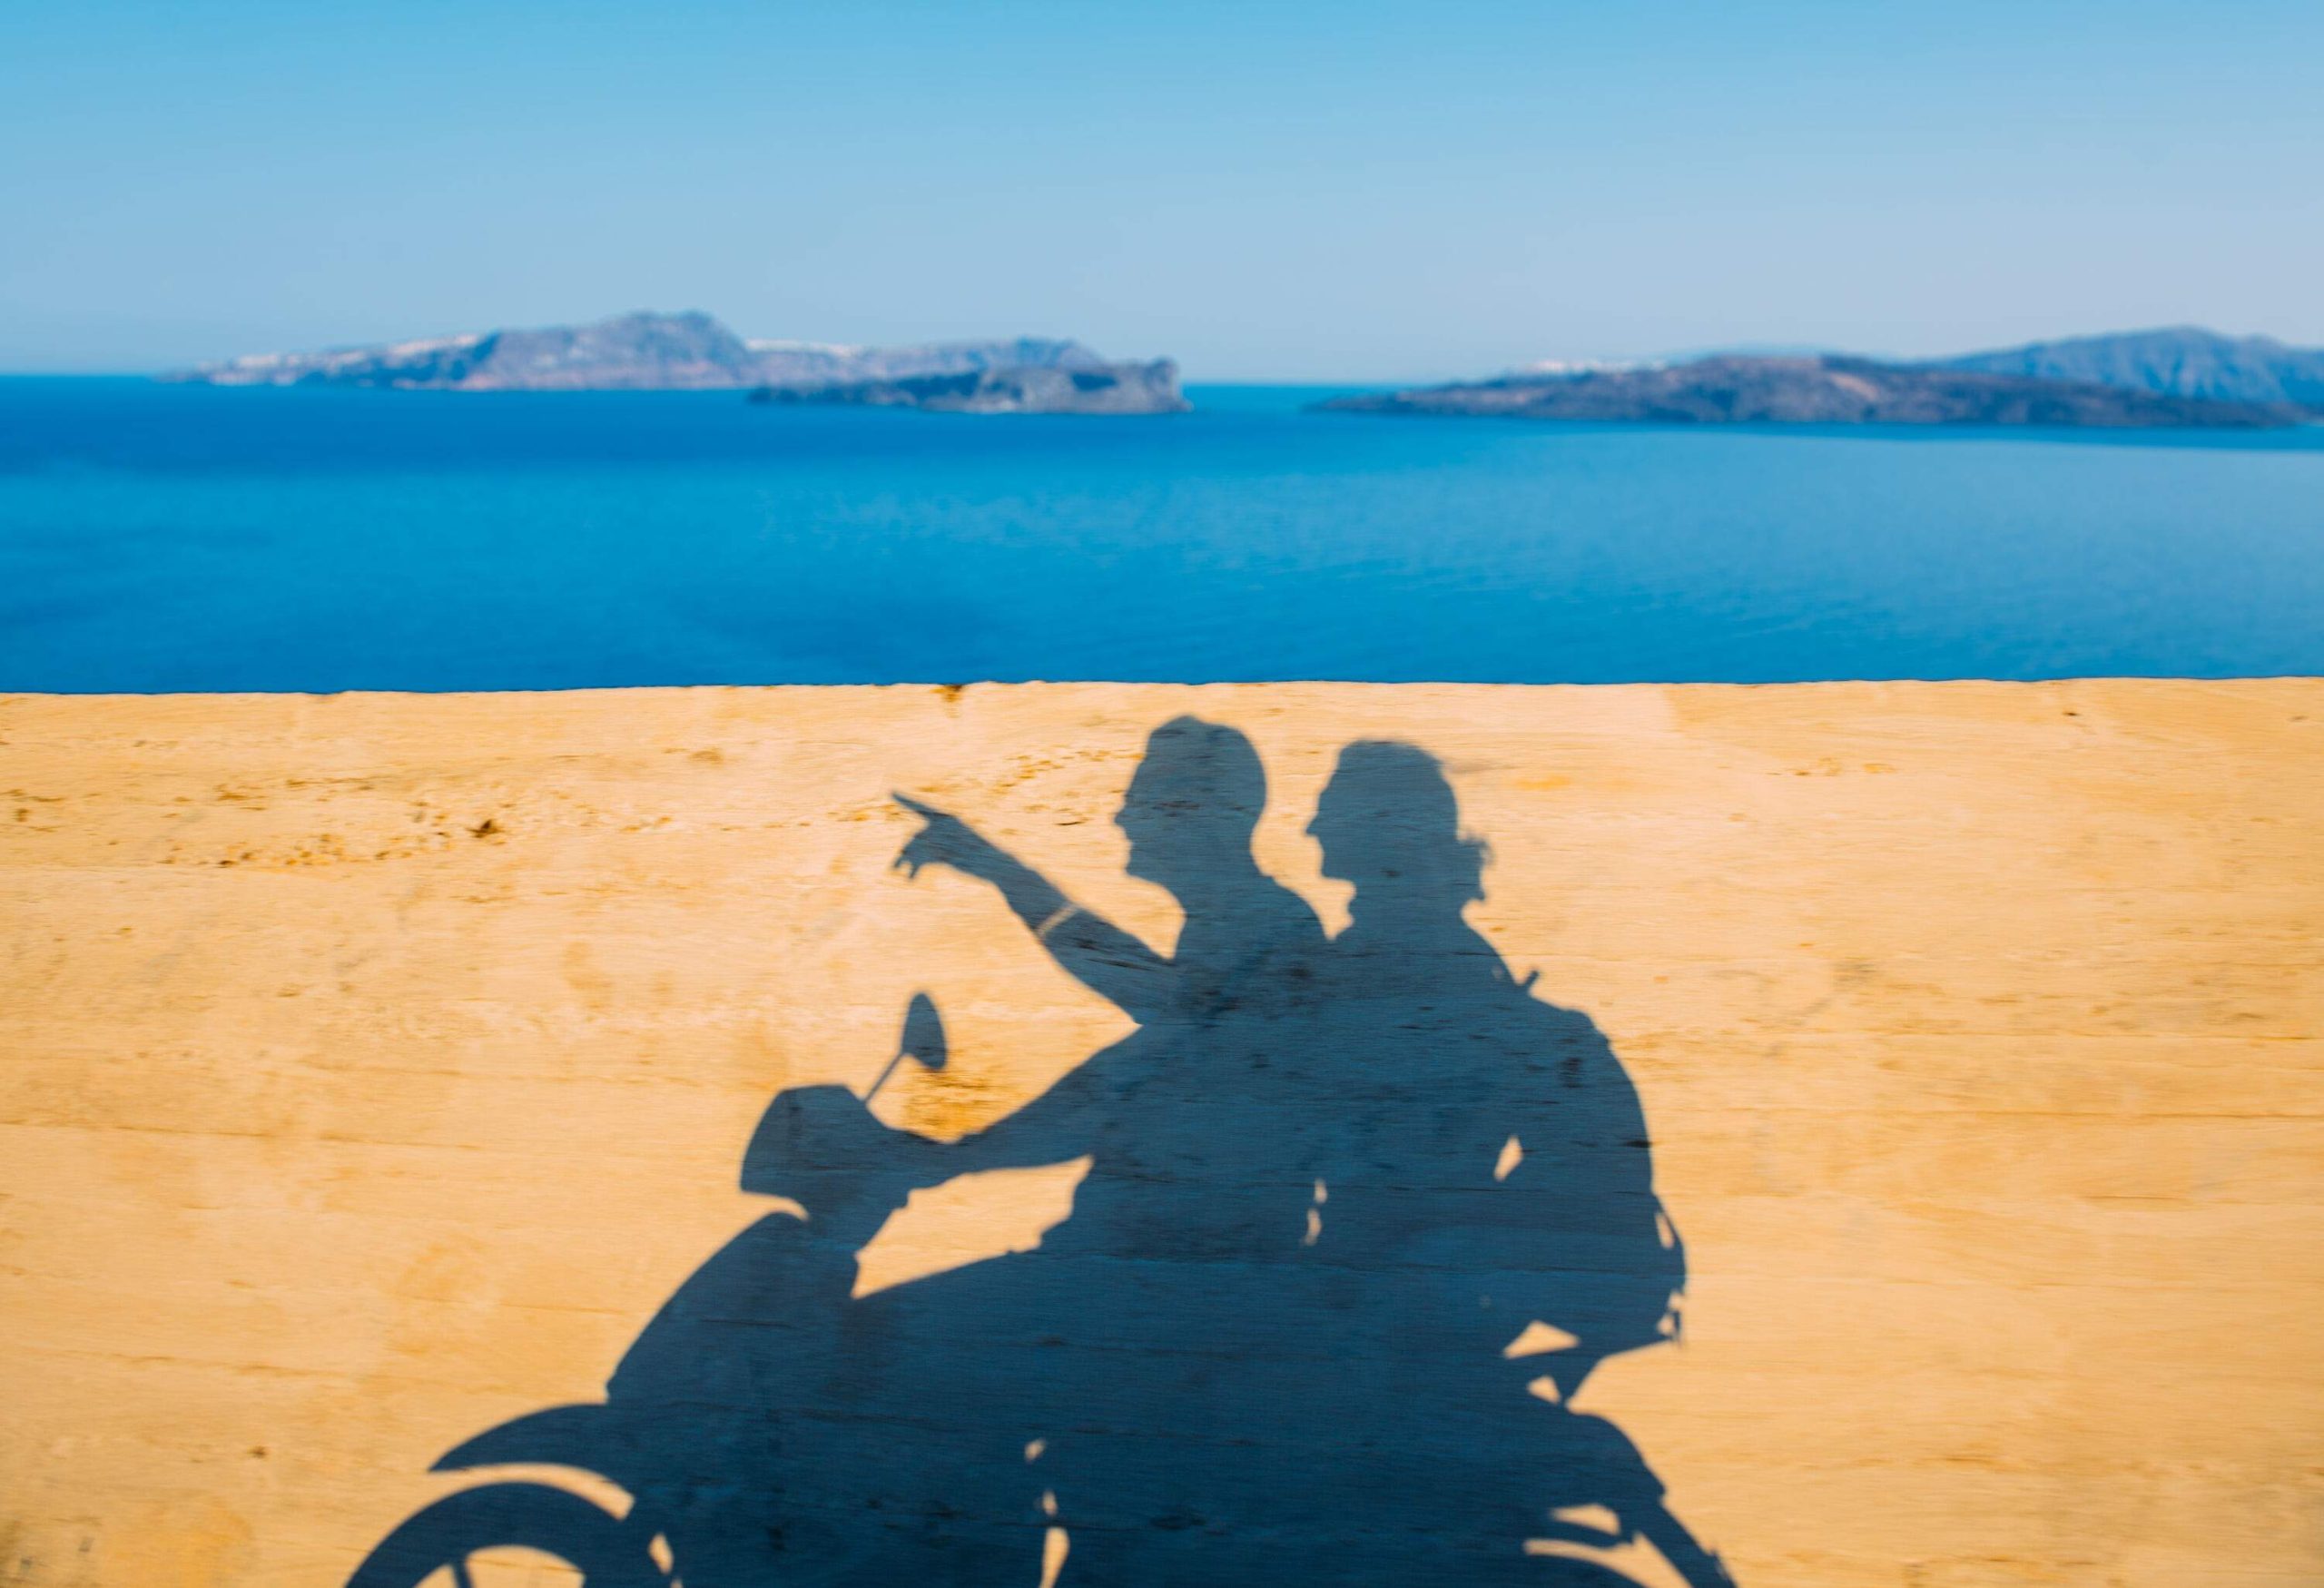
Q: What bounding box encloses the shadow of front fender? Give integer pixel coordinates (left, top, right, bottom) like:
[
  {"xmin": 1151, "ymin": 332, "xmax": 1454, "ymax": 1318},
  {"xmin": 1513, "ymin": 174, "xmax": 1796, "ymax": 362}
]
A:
[{"xmin": 435, "ymin": 1403, "xmax": 631, "ymax": 1478}]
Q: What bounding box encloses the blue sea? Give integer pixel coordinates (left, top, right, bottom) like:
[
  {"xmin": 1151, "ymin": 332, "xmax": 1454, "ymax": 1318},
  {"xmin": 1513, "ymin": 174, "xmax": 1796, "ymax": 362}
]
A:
[{"xmin": 4, "ymin": 378, "xmax": 2319, "ymax": 691}]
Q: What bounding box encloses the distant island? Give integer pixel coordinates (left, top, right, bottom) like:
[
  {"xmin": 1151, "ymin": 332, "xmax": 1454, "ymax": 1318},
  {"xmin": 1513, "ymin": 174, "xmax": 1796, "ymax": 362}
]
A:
[
  {"xmin": 163, "ymin": 311, "xmax": 1187, "ymax": 415},
  {"xmin": 1935, "ymin": 327, "xmax": 2324, "ymax": 409},
  {"xmin": 748, "ymin": 361, "xmax": 1185, "ymax": 415},
  {"xmin": 1319, "ymin": 329, "xmax": 2324, "ymax": 429}
]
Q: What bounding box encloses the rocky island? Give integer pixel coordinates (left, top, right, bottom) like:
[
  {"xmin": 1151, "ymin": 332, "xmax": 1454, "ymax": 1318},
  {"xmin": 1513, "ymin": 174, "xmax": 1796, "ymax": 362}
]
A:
[
  {"xmin": 1936, "ymin": 326, "xmax": 2324, "ymax": 409},
  {"xmin": 165, "ymin": 311, "xmax": 1188, "ymax": 414},
  {"xmin": 747, "ymin": 359, "xmax": 1185, "ymax": 415},
  {"xmin": 1321, "ymin": 331, "xmax": 2322, "ymax": 430}
]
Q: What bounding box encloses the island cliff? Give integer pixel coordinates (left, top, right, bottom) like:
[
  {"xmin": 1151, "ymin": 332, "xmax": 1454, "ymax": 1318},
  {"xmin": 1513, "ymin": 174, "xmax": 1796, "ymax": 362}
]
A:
[
  {"xmin": 1935, "ymin": 326, "xmax": 2324, "ymax": 409},
  {"xmin": 163, "ymin": 311, "xmax": 1186, "ymax": 412},
  {"xmin": 1318, "ymin": 353, "xmax": 2306, "ymax": 429},
  {"xmin": 747, "ymin": 359, "xmax": 1187, "ymax": 415}
]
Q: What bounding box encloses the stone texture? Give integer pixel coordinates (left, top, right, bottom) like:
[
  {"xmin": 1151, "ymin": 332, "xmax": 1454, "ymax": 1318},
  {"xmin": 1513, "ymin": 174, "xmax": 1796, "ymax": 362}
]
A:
[{"xmin": 1, "ymin": 681, "xmax": 2318, "ymax": 1586}]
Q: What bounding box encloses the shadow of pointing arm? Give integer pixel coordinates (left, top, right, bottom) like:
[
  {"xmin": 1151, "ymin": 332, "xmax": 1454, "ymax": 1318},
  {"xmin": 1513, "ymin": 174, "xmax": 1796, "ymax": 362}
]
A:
[
  {"xmin": 1032, "ymin": 906, "xmax": 1172, "ymax": 1027},
  {"xmin": 894, "ymin": 792, "xmax": 1172, "ymax": 1024}
]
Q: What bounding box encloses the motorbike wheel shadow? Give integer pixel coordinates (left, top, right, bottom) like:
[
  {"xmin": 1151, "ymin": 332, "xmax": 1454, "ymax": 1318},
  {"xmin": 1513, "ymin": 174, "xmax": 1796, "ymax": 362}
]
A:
[{"xmin": 344, "ymin": 1478, "xmax": 667, "ymax": 1588}]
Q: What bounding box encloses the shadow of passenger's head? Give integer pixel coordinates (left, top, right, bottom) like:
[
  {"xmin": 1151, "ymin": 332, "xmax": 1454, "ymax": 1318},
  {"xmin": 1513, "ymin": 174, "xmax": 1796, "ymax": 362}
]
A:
[
  {"xmin": 1310, "ymin": 740, "xmax": 1489, "ymax": 916},
  {"xmin": 1117, "ymin": 715, "xmax": 1268, "ymax": 891}
]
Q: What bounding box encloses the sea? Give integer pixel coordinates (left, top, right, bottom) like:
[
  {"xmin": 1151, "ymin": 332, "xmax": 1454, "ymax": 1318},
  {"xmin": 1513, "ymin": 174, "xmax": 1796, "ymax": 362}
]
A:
[{"xmin": 4, "ymin": 378, "xmax": 2319, "ymax": 692}]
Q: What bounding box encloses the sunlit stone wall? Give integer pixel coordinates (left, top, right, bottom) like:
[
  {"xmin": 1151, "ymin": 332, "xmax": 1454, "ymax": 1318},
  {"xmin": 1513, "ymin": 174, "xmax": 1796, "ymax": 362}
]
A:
[{"xmin": 2, "ymin": 682, "xmax": 2318, "ymax": 1586}]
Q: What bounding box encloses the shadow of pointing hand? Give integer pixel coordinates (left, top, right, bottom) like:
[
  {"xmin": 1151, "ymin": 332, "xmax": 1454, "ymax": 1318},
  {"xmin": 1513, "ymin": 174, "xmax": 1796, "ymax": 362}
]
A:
[{"xmin": 891, "ymin": 792, "xmax": 1009, "ymax": 883}]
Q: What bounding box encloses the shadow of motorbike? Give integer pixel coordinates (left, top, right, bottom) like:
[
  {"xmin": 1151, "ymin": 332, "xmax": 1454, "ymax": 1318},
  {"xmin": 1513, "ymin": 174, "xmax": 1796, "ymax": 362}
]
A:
[{"xmin": 346, "ymin": 997, "xmax": 1732, "ymax": 1588}]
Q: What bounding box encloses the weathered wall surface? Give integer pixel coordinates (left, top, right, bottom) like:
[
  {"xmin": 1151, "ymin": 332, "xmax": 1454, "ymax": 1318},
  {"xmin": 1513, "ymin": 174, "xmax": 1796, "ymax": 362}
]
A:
[{"xmin": 2, "ymin": 681, "xmax": 2318, "ymax": 1586}]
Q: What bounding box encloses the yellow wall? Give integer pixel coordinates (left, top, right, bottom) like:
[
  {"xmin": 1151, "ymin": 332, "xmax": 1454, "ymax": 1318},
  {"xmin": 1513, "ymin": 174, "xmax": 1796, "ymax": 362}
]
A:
[{"xmin": 2, "ymin": 682, "xmax": 2319, "ymax": 1586}]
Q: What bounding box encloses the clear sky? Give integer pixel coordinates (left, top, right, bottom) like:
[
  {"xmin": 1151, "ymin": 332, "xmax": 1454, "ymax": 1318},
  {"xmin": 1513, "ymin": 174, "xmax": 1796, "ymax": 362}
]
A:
[{"xmin": 4, "ymin": 1, "xmax": 2319, "ymax": 380}]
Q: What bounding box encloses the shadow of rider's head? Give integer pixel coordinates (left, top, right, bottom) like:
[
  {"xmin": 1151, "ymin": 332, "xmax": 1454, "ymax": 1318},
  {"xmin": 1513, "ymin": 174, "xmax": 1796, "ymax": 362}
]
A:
[
  {"xmin": 1309, "ymin": 741, "xmax": 1488, "ymax": 928},
  {"xmin": 740, "ymin": 1084, "xmax": 924, "ymax": 1251},
  {"xmin": 1117, "ymin": 716, "xmax": 1268, "ymax": 897}
]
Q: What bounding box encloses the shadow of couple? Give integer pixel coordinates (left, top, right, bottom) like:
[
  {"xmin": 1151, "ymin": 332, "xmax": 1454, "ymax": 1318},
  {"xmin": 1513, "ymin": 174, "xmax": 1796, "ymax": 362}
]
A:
[{"xmin": 350, "ymin": 718, "xmax": 1731, "ymax": 1588}]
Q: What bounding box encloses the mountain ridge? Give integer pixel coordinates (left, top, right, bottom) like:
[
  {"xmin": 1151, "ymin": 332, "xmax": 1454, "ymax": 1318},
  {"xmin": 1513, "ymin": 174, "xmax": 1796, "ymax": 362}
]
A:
[
  {"xmin": 748, "ymin": 361, "xmax": 1187, "ymax": 415},
  {"xmin": 1318, "ymin": 352, "xmax": 2308, "ymax": 429},
  {"xmin": 162, "ymin": 311, "xmax": 1128, "ymax": 395},
  {"xmin": 1930, "ymin": 327, "xmax": 2324, "ymax": 409}
]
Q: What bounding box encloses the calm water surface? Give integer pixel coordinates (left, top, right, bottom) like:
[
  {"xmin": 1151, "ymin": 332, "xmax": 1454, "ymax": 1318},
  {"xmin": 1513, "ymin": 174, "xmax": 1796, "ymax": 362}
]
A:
[{"xmin": 3, "ymin": 378, "xmax": 2319, "ymax": 690}]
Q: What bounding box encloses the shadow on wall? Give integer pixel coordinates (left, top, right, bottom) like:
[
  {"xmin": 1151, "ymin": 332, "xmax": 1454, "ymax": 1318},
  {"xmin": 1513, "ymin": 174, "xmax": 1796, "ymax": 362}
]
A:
[{"xmin": 347, "ymin": 720, "xmax": 1733, "ymax": 1588}]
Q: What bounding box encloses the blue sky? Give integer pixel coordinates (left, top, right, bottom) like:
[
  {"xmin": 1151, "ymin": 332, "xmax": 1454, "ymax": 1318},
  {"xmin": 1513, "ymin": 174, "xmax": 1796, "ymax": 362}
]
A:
[{"xmin": 4, "ymin": 1, "xmax": 2319, "ymax": 380}]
